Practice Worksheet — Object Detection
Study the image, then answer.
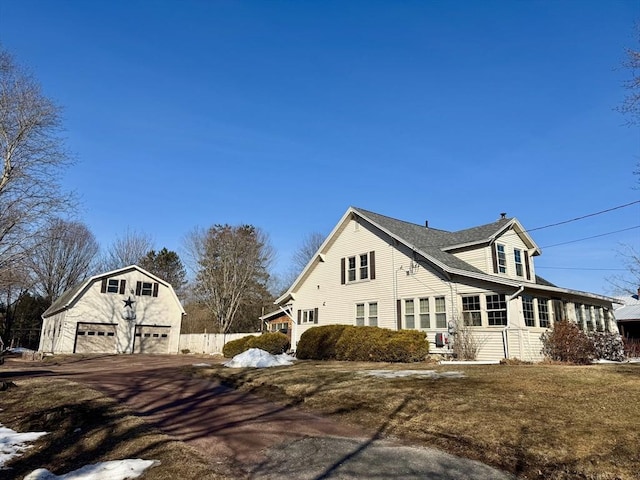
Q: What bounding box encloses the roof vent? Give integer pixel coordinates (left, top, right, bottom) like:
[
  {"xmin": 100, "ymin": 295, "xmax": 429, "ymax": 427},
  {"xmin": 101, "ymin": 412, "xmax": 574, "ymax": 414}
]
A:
[
  {"xmin": 425, "ymin": 220, "xmax": 429, "ymax": 228},
  {"xmin": 500, "ymin": 212, "xmax": 507, "ymax": 219}
]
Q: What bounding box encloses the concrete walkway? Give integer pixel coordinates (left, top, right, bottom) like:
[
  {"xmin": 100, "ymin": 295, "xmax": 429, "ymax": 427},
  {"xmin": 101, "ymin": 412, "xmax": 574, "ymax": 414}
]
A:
[{"xmin": 2, "ymin": 355, "xmax": 514, "ymax": 479}]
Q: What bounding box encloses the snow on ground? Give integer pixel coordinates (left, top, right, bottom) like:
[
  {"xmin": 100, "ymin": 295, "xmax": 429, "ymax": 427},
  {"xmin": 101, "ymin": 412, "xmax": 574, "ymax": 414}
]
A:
[
  {"xmin": 24, "ymin": 459, "xmax": 159, "ymax": 480},
  {"xmin": 7, "ymin": 347, "xmax": 34, "ymax": 354},
  {"xmin": 224, "ymin": 348, "xmax": 296, "ymax": 368},
  {"xmin": 1, "ymin": 422, "xmax": 157, "ymax": 479},
  {"xmin": 0, "ymin": 423, "xmax": 47, "ymax": 468},
  {"xmin": 192, "ymin": 363, "xmax": 212, "ymax": 367},
  {"xmin": 363, "ymin": 370, "xmax": 466, "ymax": 379}
]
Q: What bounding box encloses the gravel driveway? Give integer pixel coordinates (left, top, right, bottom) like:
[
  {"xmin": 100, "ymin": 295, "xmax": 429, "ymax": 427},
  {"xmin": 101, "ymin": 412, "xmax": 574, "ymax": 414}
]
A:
[{"xmin": 2, "ymin": 354, "xmax": 514, "ymax": 479}]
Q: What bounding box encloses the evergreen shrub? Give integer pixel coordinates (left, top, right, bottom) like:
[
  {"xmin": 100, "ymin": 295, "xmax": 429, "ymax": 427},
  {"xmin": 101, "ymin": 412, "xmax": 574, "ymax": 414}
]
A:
[
  {"xmin": 247, "ymin": 332, "xmax": 290, "ymax": 355},
  {"xmin": 222, "ymin": 335, "xmax": 256, "ymax": 358},
  {"xmin": 297, "ymin": 325, "xmax": 429, "ymax": 362}
]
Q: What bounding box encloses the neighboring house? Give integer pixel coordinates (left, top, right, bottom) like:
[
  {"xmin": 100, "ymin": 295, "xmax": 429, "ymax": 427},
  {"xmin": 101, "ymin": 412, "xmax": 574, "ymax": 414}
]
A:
[
  {"xmin": 260, "ymin": 307, "xmax": 292, "ymax": 341},
  {"xmin": 614, "ymin": 289, "xmax": 640, "ymax": 339},
  {"xmin": 275, "ymin": 207, "xmax": 618, "ymax": 362},
  {"xmin": 39, "ymin": 265, "xmax": 185, "ymax": 354}
]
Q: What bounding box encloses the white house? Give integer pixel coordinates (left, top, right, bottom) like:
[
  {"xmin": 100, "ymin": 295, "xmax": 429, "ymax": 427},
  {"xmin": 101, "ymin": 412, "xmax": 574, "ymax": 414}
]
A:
[
  {"xmin": 275, "ymin": 207, "xmax": 618, "ymax": 362},
  {"xmin": 39, "ymin": 265, "xmax": 185, "ymax": 354}
]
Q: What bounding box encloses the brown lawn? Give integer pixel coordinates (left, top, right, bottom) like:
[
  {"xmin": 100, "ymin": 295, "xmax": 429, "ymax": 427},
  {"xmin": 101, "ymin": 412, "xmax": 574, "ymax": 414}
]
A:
[{"xmin": 190, "ymin": 360, "xmax": 640, "ymax": 480}]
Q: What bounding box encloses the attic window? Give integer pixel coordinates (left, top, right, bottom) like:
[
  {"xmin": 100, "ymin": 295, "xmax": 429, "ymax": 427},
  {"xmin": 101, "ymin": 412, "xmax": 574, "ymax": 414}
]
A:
[
  {"xmin": 107, "ymin": 279, "xmax": 119, "ymax": 293},
  {"xmin": 514, "ymin": 249, "xmax": 524, "ymax": 277}
]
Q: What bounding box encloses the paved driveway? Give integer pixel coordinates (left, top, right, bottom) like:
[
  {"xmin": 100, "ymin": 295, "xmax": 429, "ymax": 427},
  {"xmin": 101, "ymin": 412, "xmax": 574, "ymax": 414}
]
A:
[{"xmin": 2, "ymin": 355, "xmax": 514, "ymax": 480}]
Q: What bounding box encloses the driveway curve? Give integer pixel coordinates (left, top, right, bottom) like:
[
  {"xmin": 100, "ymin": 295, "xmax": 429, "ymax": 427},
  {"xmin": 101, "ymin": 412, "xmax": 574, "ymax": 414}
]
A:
[{"xmin": 2, "ymin": 355, "xmax": 514, "ymax": 479}]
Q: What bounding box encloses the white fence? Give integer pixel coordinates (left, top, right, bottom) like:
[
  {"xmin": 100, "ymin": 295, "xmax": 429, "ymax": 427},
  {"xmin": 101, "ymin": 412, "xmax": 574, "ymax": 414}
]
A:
[{"xmin": 178, "ymin": 332, "xmax": 259, "ymax": 354}]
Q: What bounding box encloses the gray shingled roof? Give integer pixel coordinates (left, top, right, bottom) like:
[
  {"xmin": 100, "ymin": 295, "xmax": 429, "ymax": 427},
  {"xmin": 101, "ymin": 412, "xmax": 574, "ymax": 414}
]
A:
[
  {"xmin": 43, "ymin": 282, "xmax": 87, "ymax": 317},
  {"xmin": 354, "ymin": 207, "xmax": 512, "ymax": 274}
]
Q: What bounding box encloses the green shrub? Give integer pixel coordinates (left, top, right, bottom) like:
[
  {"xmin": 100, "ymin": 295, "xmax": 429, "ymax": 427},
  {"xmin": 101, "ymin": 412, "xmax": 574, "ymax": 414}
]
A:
[
  {"xmin": 296, "ymin": 325, "xmax": 348, "ymax": 360},
  {"xmin": 247, "ymin": 332, "xmax": 290, "ymax": 355},
  {"xmin": 297, "ymin": 325, "xmax": 429, "ymax": 362},
  {"xmin": 222, "ymin": 335, "xmax": 256, "ymax": 358},
  {"xmin": 540, "ymin": 320, "xmax": 594, "ymax": 364}
]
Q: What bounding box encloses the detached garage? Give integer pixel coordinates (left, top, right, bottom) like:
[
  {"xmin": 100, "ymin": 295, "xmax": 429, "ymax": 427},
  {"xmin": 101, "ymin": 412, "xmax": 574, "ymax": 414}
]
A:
[{"xmin": 39, "ymin": 265, "xmax": 185, "ymax": 355}]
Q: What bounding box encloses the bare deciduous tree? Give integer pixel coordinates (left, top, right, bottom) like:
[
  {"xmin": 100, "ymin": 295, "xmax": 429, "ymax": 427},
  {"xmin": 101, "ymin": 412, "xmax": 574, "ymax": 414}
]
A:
[
  {"xmin": 101, "ymin": 228, "xmax": 154, "ymax": 271},
  {"xmin": 292, "ymin": 232, "xmax": 325, "ymax": 273},
  {"xmin": 0, "ymin": 47, "xmax": 73, "ymax": 287},
  {"xmin": 607, "ymin": 244, "xmax": 640, "ymax": 296},
  {"xmin": 29, "ymin": 218, "xmax": 99, "ymax": 301},
  {"xmin": 185, "ymin": 224, "xmax": 274, "ymax": 334},
  {"xmin": 618, "ymin": 26, "xmax": 640, "ymax": 124}
]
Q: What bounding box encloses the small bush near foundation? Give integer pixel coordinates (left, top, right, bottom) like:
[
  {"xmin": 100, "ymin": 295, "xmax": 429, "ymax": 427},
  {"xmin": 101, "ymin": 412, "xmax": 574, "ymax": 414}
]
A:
[
  {"xmin": 222, "ymin": 335, "xmax": 256, "ymax": 358},
  {"xmin": 540, "ymin": 321, "xmax": 594, "ymax": 364},
  {"xmin": 588, "ymin": 331, "xmax": 625, "ymax": 361},
  {"xmin": 247, "ymin": 332, "xmax": 290, "ymax": 355},
  {"xmin": 297, "ymin": 325, "xmax": 429, "ymax": 362},
  {"xmin": 181, "ymin": 349, "xmax": 190, "ymax": 354}
]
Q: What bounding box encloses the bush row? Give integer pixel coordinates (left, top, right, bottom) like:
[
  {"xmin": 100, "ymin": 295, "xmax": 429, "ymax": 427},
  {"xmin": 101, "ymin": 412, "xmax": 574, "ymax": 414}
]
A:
[
  {"xmin": 296, "ymin": 325, "xmax": 429, "ymax": 362},
  {"xmin": 540, "ymin": 320, "xmax": 625, "ymax": 364},
  {"xmin": 222, "ymin": 332, "xmax": 290, "ymax": 358}
]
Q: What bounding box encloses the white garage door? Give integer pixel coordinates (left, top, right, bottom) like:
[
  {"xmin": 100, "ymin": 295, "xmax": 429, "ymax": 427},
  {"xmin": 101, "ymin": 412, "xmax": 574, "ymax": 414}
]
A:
[
  {"xmin": 75, "ymin": 323, "xmax": 117, "ymax": 353},
  {"xmin": 133, "ymin": 325, "xmax": 170, "ymax": 354}
]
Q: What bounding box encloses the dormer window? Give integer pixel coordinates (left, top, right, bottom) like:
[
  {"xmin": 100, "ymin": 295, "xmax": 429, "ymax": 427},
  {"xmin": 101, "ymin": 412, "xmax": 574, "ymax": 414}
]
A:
[
  {"xmin": 514, "ymin": 249, "xmax": 524, "ymax": 277},
  {"xmin": 496, "ymin": 244, "xmax": 507, "ymax": 274}
]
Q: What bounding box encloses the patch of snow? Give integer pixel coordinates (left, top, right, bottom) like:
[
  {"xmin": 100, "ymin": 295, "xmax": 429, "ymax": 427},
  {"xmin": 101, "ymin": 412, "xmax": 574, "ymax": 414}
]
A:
[
  {"xmin": 224, "ymin": 348, "xmax": 296, "ymax": 368},
  {"xmin": 192, "ymin": 363, "xmax": 212, "ymax": 367},
  {"xmin": 24, "ymin": 459, "xmax": 159, "ymax": 480},
  {"xmin": 7, "ymin": 347, "xmax": 34, "ymax": 354},
  {"xmin": 363, "ymin": 370, "xmax": 466, "ymax": 379},
  {"xmin": 0, "ymin": 423, "xmax": 47, "ymax": 468}
]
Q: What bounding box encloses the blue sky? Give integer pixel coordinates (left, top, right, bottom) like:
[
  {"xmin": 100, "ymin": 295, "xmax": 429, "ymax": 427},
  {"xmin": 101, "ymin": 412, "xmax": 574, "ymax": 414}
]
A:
[{"xmin": 1, "ymin": 0, "xmax": 638, "ymax": 295}]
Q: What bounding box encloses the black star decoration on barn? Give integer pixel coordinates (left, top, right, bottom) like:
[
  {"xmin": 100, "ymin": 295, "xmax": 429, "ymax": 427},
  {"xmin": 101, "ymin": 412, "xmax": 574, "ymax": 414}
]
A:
[{"xmin": 123, "ymin": 296, "xmax": 135, "ymax": 308}]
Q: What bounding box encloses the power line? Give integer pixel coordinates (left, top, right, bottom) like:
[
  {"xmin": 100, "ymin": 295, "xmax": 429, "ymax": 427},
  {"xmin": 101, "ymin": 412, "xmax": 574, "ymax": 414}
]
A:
[
  {"xmin": 536, "ymin": 266, "xmax": 628, "ymax": 271},
  {"xmin": 527, "ymin": 200, "xmax": 640, "ymax": 232},
  {"xmin": 540, "ymin": 225, "xmax": 640, "ymax": 249}
]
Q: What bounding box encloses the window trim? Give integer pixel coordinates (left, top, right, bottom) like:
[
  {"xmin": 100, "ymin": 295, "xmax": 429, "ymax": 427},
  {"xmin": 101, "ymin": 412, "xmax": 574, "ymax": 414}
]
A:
[
  {"xmin": 486, "ymin": 293, "xmax": 507, "ymax": 326},
  {"xmin": 462, "ymin": 295, "xmax": 482, "ymax": 327}
]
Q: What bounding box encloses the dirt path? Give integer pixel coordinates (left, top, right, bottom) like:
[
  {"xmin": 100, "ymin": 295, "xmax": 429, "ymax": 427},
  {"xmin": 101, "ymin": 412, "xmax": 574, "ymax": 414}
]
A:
[{"xmin": 2, "ymin": 355, "xmax": 514, "ymax": 479}]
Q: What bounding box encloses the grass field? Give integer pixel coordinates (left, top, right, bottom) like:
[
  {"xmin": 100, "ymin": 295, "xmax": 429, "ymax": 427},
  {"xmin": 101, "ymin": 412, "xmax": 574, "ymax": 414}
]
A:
[
  {"xmin": 0, "ymin": 378, "xmax": 239, "ymax": 479},
  {"xmin": 190, "ymin": 360, "xmax": 640, "ymax": 480}
]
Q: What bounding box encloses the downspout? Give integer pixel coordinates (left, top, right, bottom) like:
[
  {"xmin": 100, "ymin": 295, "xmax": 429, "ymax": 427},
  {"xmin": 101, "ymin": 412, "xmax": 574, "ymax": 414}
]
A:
[{"xmin": 503, "ymin": 285, "xmax": 524, "ymax": 359}]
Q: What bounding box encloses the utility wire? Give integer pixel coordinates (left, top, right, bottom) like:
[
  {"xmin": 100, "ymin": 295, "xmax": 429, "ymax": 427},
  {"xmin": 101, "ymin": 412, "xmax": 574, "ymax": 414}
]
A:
[
  {"xmin": 536, "ymin": 266, "xmax": 628, "ymax": 271},
  {"xmin": 540, "ymin": 225, "xmax": 640, "ymax": 249},
  {"xmin": 527, "ymin": 200, "xmax": 640, "ymax": 232}
]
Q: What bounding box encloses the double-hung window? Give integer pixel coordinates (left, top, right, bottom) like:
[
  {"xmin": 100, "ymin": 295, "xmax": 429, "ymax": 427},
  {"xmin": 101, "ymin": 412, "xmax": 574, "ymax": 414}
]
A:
[
  {"xmin": 404, "ymin": 299, "xmax": 415, "ymax": 329},
  {"xmin": 537, "ymin": 298, "xmax": 550, "ymax": 328},
  {"xmin": 462, "ymin": 295, "xmax": 482, "ymax": 326},
  {"xmin": 574, "ymin": 304, "xmax": 584, "ymax": 330},
  {"xmin": 368, "ymin": 302, "xmax": 378, "ymax": 327},
  {"xmin": 584, "ymin": 306, "xmax": 594, "ymax": 331},
  {"xmin": 514, "ymin": 249, "xmax": 524, "ymax": 277},
  {"xmin": 355, "ymin": 303, "xmax": 365, "ymax": 326},
  {"xmin": 435, "ymin": 297, "xmax": 447, "ymax": 328},
  {"xmin": 302, "ymin": 309, "xmax": 316, "ymax": 324},
  {"xmin": 522, "ymin": 295, "xmax": 535, "ymax": 327},
  {"xmin": 359, "ymin": 254, "xmax": 369, "ymax": 280},
  {"xmin": 419, "ymin": 298, "xmax": 430, "ymax": 329},
  {"xmin": 496, "ymin": 244, "xmax": 507, "ymax": 274},
  {"xmin": 348, "ymin": 257, "xmax": 357, "ymax": 282},
  {"xmin": 486, "ymin": 294, "xmax": 507, "ymax": 326}
]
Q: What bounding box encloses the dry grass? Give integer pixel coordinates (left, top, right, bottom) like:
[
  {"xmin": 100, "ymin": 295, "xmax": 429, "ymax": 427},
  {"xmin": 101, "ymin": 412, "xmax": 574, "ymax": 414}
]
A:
[
  {"xmin": 0, "ymin": 378, "xmax": 240, "ymax": 480},
  {"xmin": 189, "ymin": 361, "xmax": 640, "ymax": 480}
]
